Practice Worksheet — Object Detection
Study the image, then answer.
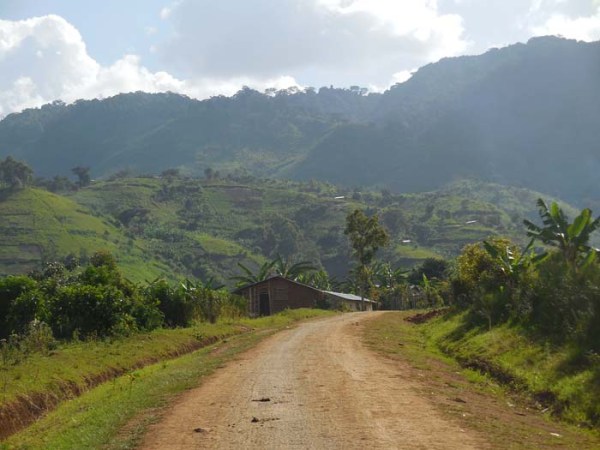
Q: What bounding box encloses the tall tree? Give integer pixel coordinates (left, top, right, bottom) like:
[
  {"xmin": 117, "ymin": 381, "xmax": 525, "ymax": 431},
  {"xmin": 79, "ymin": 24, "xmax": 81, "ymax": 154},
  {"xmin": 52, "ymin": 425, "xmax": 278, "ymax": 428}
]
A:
[
  {"xmin": 72, "ymin": 166, "xmax": 91, "ymax": 187},
  {"xmin": 0, "ymin": 156, "xmax": 33, "ymax": 190},
  {"xmin": 344, "ymin": 209, "xmax": 389, "ymax": 310}
]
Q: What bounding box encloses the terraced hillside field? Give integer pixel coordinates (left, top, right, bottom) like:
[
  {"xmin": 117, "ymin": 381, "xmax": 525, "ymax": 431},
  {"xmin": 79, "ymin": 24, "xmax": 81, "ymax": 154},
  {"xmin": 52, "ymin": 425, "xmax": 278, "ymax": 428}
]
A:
[{"xmin": 0, "ymin": 177, "xmax": 579, "ymax": 283}]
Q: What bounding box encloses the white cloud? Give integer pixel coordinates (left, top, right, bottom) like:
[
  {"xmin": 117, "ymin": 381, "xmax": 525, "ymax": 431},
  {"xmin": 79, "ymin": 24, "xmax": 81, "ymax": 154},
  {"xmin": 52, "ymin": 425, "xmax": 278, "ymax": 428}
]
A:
[
  {"xmin": 392, "ymin": 70, "xmax": 414, "ymax": 84},
  {"xmin": 532, "ymin": 8, "xmax": 600, "ymax": 41},
  {"xmin": 0, "ymin": 14, "xmax": 299, "ymax": 116},
  {"xmin": 0, "ymin": 15, "xmax": 99, "ymax": 115},
  {"xmin": 159, "ymin": 6, "xmax": 173, "ymax": 20},
  {"xmin": 160, "ymin": 0, "xmax": 467, "ymax": 86},
  {"xmin": 5, "ymin": 1, "xmax": 599, "ymax": 117}
]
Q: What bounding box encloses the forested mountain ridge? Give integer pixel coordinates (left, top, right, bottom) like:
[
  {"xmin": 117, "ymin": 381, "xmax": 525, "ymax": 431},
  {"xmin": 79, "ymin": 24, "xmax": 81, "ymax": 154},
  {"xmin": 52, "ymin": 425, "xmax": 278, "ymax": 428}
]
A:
[{"xmin": 0, "ymin": 36, "xmax": 598, "ymax": 203}]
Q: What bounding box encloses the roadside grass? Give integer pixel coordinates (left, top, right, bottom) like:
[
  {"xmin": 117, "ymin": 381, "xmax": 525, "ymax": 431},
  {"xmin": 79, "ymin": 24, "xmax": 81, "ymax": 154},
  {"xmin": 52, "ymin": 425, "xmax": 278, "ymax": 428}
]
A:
[
  {"xmin": 362, "ymin": 311, "xmax": 600, "ymax": 449},
  {"xmin": 0, "ymin": 308, "xmax": 334, "ymax": 447},
  {"xmin": 422, "ymin": 311, "xmax": 600, "ymax": 426},
  {"xmin": 2, "ymin": 330, "xmax": 262, "ymax": 450},
  {"xmin": 0, "ymin": 324, "xmax": 237, "ymax": 408}
]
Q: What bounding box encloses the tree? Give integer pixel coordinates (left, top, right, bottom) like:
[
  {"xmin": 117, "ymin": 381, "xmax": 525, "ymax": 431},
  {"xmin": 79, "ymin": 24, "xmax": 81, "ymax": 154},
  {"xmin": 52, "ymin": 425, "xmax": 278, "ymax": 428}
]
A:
[
  {"xmin": 72, "ymin": 166, "xmax": 91, "ymax": 187},
  {"xmin": 297, "ymin": 269, "xmax": 333, "ymax": 290},
  {"xmin": 0, "ymin": 156, "xmax": 33, "ymax": 189},
  {"xmin": 273, "ymin": 254, "xmax": 316, "ymax": 280},
  {"xmin": 344, "ymin": 209, "xmax": 389, "ymax": 310},
  {"xmin": 408, "ymin": 258, "xmax": 449, "ymax": 285},
  {"xmin": 230, "ymin": 260, "xmax": 277, "ymax": 288},
  {"xmin": 524, "ymin": 199, "xmax": 600, "ymax": 268},
  {"xmin": 161, "ymin": 168, "xmax": 180, "ymax": 181}
]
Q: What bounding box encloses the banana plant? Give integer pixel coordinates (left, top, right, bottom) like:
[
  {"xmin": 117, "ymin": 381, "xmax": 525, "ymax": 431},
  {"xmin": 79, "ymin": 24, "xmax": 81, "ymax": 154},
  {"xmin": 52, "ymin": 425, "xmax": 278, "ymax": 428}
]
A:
[
  {"xmin": 482, "ymin": 238, "xmax": 544, "ymax": 281},
  {"xmin": 229, "ymin": 260, "xmax": 277, "ymax": 288},
  {"xmin": 523, "ymin": 199, "xmax": 600, "ymax": 268},
  {"xmin": 273, "ymin": 254, "xmax": 317, "ymax": 280},
  {"xmin": 372, "ymin": 261, "xmax": 408, "ymax": 289},
  {"xmin": 296, "ymin": 269, "xmax": 333, "ymax": 290},
  {"xmin": 180, "ymin": 277, "xmax": 225, "ymax": 324}
]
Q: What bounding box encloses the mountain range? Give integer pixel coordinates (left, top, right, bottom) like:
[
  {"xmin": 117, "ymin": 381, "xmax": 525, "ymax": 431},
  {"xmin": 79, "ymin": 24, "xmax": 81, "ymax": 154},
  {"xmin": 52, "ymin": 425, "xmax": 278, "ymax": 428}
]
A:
[{"xmin": 0, "ymin": 36, "xmax": 598, "ymax": 205}]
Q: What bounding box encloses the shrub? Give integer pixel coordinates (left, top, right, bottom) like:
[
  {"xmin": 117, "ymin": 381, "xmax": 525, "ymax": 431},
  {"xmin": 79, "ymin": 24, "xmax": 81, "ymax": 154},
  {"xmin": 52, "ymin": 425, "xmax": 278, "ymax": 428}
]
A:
[
  {"xmin": 128, "ymin": 293, "xmax": 164, "ymax": 331},
  {"xmin": 529, "ymin": 255, "xmax": 600, "ymax": 341},
  {"xmin": 7, "ymin": 289, "xmax": 48, "ymax": 334},
  {"xmin": 146, "ymin": 280, "xmax": 196, "ymax": 327},
  {"xmin": 220, "ymin": 294, "xmax": 248, "ymax": 320},
  {"xmin": 20, "ymin": 320, "xmax": 57, "ymax": 355},
  {"xmin": 408, "ymin": 258, "xmax": 449, "ymax": 284},
  {"xmin": 0, "ymin": 276, "xmax": 37, "ymax": 338},
  {"xmin": 48, "ymin": 284, "xmax": 130, "ymax": 338}
]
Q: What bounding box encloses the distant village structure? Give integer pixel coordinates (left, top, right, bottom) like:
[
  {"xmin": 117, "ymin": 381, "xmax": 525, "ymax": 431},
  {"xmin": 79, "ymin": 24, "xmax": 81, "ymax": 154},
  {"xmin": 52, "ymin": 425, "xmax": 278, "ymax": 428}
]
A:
[{"xmin": 233, "ymin": 276, "xmax": 374, "ymax": 316}]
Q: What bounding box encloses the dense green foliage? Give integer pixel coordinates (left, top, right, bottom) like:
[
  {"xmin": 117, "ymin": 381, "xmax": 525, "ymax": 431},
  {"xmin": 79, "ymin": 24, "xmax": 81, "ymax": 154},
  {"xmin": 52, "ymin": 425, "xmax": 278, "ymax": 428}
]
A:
[
  {"xmin": 436, "ymin": 199, "xmax": 600, "ymax": 426},
  {"xmin": 0, "ymin": 156, "xmax": 33, "ymax": 190},
  {"xmin": 0, "ymin": 251, "xmax": 247, "ymax": 341},
  {"xmin": 0, "ymin": 37, "xmax": 598, "ymax": 204},
  {"xmin": 448, "ymin": 200, "xmax": 600, "ymax": 348}
]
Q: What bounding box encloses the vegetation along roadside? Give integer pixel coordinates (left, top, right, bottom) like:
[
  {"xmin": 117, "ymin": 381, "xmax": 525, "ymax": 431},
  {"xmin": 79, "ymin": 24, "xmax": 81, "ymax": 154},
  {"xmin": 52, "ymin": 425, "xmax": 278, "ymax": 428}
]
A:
[
  {"xmin": 0, "ymin": 308, "xmax": 333, "ymax": 448},
  {"xmin": 362, "ymin": 312, "xmax": 600, "ymax": 449}
]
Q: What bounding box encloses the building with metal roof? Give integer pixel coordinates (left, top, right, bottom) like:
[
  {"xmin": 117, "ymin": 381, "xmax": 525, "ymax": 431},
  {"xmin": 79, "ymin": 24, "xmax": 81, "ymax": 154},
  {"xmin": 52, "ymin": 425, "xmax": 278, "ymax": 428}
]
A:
[{"xmin": 233, "ymin": 276, "xmax": 375, "ymax": 316}]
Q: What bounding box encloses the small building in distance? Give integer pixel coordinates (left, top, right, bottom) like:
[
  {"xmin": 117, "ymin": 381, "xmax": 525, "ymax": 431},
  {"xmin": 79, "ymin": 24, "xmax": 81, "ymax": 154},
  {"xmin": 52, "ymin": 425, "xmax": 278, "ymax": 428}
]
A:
[
  {"xmin": 233, "ymin": 276, "xmax": 375, "ymax": 316},
  {"xmin": 322, "ymin": 290, "xmax": 375, "ymax": 312}
]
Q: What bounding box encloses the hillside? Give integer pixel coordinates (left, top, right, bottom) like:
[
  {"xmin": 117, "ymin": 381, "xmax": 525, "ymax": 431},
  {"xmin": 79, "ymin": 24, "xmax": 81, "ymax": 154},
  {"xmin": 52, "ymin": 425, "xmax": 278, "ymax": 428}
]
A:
[
  {"xmin": 0, "ymin": 37, "xmax": 598, "ymax": 204},
  {"xmin": 0, "ymin": 188, "xmax": 171, "ymax": 281},
  {"xmin": 0, "ymin": 177, "xmax": 579, "ymax": 283},
  {"xmin": 294, "ymin": 37, "xmax": 600, "ymax": 202}
]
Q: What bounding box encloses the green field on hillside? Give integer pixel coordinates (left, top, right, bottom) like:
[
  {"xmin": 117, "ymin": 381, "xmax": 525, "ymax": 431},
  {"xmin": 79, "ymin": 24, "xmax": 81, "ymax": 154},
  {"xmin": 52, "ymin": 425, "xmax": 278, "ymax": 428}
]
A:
[{"xmin": 0, "ymin": 177, "xmax": 579, "ymax": 284}]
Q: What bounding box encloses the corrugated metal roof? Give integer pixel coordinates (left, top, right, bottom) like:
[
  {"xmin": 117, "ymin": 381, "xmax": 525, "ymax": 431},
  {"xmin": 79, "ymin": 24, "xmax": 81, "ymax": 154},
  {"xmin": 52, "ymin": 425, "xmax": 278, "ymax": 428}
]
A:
[
  {"xmin": 232, "ymin": 275, "xmax": 321, "ymax": 294},
  {"xmin": 233, "ymin": 276, "xmax": 376, "ymax": 303},
  {"xmin": 323, "ymin": 290, "xmax": 375, "ymax": 303}
]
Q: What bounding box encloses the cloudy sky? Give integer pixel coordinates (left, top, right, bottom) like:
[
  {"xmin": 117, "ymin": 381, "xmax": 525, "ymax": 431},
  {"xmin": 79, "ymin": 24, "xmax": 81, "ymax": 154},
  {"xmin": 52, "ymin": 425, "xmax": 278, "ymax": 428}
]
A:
[{"xmin": 1, "ymin": 0, "xmax": 599, "ymax": 116}]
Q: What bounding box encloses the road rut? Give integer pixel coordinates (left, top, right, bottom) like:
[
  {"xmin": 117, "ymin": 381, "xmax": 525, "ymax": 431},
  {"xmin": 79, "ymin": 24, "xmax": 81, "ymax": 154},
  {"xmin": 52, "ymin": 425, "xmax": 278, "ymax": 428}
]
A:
[{"xmin": 140, "ymin": 312, "xmax": 486, "ymax": 449}]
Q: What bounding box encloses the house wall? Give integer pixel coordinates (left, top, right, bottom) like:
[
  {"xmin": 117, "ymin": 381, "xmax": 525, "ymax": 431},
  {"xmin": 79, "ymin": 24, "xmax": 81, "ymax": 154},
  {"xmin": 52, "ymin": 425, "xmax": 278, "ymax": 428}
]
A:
[{"xmin": 237, "ymin": 278, "xmax": 323, "ymax": 316}]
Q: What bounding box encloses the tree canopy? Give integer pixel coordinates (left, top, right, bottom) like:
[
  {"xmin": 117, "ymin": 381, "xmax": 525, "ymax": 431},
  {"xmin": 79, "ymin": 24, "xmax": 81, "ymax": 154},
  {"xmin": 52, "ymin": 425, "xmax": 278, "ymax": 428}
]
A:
[
  {"xmin": 344, "ymin": 209, "xmax": 389, "ymax": 267},
  {"xmin": 0, "ymin": 156, "xmax": 33, "ymax": 190}
]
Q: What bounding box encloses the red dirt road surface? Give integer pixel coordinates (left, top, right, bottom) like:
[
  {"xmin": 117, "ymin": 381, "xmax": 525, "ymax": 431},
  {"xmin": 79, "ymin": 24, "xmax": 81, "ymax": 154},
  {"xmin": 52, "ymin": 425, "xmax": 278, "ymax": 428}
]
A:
[{"xmin": 140, "ymin": 312, "xmax": 488, "ymax": 449}]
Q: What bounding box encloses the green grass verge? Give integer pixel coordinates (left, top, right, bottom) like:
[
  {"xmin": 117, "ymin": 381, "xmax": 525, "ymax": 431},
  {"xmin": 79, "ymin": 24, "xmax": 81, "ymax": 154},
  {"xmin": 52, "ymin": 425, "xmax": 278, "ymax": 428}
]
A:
[
  {"xmin": 421, "ymin": 311, "xmax": 600, "ymax": 426},
  {"xmin": 362, "ymin": 312, "xmax": 600, "ymax": 449},
  {"xmin": 0, "ymin": 324, "xmax": 239, "ymax": 407},
  {"xmin": 1, "ymin": 308, "xmax": 334, "ymax": 449}
]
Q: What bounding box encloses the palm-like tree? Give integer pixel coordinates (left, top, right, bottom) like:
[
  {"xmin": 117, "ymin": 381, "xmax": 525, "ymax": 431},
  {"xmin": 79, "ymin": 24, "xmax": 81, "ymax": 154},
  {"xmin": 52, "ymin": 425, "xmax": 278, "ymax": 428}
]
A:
[
  {"xmin": 523, "ymin": 198, "xmax": 600, "ymax": 266},
  {"xmin": 297, "ymin": 269, "xmax": 333, "ymax": 290},
  {"xmin": 231, "ymin": 256, "xmax": 317, "ymax": 288},
  {"xmin": 273, "ymin": 254, "xmax": 316, "ymax": 281},
  {"xmin": 372, "ymin": 261, "xmax": 408, "ymax": 289},
  {"xmin": 482, "ymin": 238, "xmax": 543, "ymax": 281},
  {"xmin": 230, "ymin": 260, "xmax": 277, "ymax": 287},
  {"xmin": 523, "ymin": 199, "xmax": 599, "ymax": 268}
]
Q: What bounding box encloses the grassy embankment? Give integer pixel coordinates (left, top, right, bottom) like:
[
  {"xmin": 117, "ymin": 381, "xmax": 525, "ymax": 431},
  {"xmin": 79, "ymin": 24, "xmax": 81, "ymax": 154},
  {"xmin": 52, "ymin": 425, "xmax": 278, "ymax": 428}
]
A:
[
  {"xmin": 1, "ymin": 308, "xmax": 334, "ymax": 449},
  {"xmin": 363, "ymin": 311, "xmax": 600, "ymax": 449},
  {"xmin": 424, "ymin": 311, "xmax": 600, "ymax": 425}
]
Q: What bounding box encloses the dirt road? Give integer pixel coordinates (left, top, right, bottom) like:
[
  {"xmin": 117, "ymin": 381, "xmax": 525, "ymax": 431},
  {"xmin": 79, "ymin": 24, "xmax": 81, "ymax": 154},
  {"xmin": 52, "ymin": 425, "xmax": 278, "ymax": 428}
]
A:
[{"xmin": 140, "ymin": 312, "xmax": 487, "ymax": 449}]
